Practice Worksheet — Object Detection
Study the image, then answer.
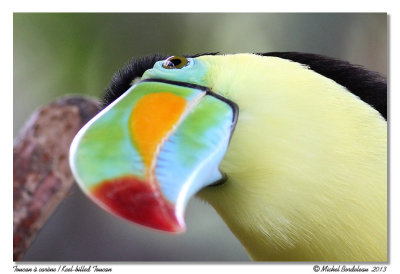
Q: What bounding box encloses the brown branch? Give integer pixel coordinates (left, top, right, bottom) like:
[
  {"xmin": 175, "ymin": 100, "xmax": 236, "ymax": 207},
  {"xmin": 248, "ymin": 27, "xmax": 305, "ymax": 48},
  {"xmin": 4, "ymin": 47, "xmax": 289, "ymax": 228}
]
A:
[{"xmin": 13, "ymin": 96, "xmax": 101, "ymax": 261}]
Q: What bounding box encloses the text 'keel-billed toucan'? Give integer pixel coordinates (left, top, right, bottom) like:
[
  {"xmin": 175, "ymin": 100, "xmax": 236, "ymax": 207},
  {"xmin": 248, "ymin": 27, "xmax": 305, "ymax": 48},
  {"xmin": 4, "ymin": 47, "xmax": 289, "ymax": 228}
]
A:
[{"xmin": 69, "ymin": 52, "xmax": 387, "ymax": 261}]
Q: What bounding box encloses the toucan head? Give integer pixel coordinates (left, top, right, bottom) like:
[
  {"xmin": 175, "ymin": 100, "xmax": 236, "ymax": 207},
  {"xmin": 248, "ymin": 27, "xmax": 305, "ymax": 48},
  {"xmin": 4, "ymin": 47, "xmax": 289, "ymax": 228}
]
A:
[
  {"xmin": 69, "ymin": 55, "xmax": 239, "ymax": 232},
  {"xmin": 70, "ymin": 52, "xmax": 386, "ymax": 235},
  {"xmin": 70, "ymin": 53, "xmax": 387, "ymax": 260}
]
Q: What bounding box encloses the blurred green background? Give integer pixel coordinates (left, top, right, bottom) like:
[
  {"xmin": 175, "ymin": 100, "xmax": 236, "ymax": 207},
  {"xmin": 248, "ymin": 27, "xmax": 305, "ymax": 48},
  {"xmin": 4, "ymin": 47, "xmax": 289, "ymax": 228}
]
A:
[{"xmin": 14, "ymin": 13, "xmax": 387, "ymax": 261}]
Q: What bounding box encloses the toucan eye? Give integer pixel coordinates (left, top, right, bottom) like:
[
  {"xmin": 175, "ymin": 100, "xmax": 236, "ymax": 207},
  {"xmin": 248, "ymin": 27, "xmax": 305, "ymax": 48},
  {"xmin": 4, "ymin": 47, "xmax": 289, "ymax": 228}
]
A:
[{"xmin": 162, "ymin": 56, "xmax": 189, "ymax": 69}]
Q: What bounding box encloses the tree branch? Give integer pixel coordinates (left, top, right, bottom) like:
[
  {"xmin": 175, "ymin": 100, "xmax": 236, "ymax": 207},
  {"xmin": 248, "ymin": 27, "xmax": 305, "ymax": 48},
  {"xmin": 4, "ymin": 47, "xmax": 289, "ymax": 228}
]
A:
[{"xmin": 13, "ymin": 96, "xmax": 100, "ymax": 261}]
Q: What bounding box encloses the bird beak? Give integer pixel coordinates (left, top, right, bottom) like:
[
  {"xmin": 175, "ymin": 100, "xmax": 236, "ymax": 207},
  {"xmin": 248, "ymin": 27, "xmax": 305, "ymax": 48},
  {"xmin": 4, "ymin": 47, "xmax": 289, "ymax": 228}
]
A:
[{"xmin": 69, "ymin": 79, "xmax": 238, "ymax": 233}]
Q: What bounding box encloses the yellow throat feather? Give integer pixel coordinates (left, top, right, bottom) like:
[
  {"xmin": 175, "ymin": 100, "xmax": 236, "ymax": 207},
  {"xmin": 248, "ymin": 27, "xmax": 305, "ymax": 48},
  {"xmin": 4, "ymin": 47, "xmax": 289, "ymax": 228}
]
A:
[{"xmin": 196, "ymin": 54, "xmax": 387, "ymax": 261}]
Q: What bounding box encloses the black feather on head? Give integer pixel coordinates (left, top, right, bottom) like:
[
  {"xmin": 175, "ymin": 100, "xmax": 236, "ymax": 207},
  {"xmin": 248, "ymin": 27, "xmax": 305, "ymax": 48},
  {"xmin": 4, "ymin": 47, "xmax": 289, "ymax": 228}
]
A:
[{"xmin": 102, "ymin": 54, "xmax": 168, "ymax": 108}]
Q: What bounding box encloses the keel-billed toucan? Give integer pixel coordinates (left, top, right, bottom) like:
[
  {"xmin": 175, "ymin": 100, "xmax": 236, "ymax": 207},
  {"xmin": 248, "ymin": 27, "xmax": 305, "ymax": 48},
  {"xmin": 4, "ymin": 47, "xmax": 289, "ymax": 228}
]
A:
[{"xmin": 69, "ymin": 52, "xmax": 387, "ymax": 261}]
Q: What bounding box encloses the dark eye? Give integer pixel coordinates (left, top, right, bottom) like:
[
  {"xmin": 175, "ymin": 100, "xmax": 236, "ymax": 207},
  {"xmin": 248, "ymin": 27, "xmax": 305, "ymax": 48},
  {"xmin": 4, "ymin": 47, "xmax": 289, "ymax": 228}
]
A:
[{"xmin": 162, "ymin": 56, "xmax": 189, "ymax": 69}]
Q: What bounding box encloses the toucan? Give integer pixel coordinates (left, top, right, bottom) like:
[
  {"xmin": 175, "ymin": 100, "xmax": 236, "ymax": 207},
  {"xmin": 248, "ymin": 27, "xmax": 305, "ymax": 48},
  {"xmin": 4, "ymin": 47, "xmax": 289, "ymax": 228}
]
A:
[{"xmin": 69, "ymin": 52, "xmax": 387, "ymax": 261}]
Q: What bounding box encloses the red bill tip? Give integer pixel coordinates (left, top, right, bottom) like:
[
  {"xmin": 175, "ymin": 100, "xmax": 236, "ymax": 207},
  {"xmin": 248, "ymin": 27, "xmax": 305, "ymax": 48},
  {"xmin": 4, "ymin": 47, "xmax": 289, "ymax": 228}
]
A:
[{"xmin": 91, "ymin": 176, "xmax": 185, "ymax": 233}]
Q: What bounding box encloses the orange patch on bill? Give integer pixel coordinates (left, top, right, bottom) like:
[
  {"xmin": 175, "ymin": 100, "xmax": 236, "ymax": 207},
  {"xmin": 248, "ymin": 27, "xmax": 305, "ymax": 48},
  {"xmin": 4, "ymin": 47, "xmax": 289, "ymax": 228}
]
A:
[{"xmin": 130, "ymin": 92, "xmax": 186, "ymax": 170}]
